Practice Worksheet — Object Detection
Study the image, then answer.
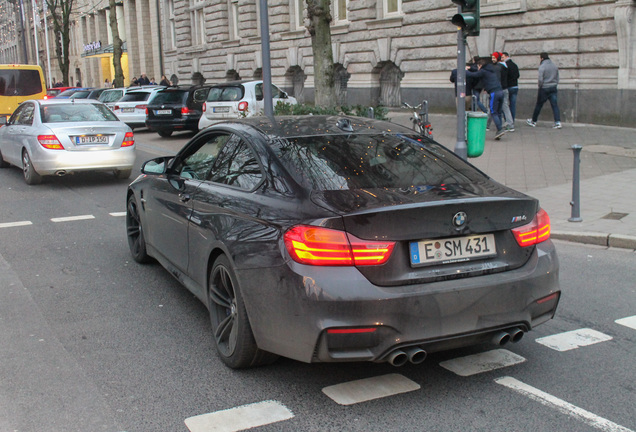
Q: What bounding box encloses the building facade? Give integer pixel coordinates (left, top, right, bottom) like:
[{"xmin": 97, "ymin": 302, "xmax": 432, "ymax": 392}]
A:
[{"xmin": 1, "ymin": 0, "xmax": 635, "ymax": 126}]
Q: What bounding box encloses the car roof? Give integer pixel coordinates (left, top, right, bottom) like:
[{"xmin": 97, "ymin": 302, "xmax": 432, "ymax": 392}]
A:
[
  {"xmin": 34, "ymin": 98, "xmax": 108, "ymax": 107},
  {"xmin": 210, "ymin": 115, "xmax": 415, "ymax": 139}
]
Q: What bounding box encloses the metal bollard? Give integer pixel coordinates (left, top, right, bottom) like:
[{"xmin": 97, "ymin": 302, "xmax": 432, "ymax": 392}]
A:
[
  {"xmin": 367, "ymin": 107, "xmax": 374, "ymax": 119},
  {"xmin": 569, "ymin": 145, "xmax": 583, "ymax": 222}
]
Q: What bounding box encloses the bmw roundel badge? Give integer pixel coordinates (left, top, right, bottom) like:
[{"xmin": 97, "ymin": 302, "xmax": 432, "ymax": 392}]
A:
[{"xmin": 453, "ymin": 211, "xmax": 467, "ymax": 227}]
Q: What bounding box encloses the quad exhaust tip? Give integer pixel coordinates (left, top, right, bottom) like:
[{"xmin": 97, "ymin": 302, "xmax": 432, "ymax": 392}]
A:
[
  {"xmin": 492, "ymin": 327, "xmax": 525, "ymax": 346},
  {"xmin": 387, "ymin": 346, "xmax": 427, "ymax": 366}
]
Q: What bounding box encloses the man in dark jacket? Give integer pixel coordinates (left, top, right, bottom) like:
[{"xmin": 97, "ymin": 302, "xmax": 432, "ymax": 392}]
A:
[
  {"xmin": 466, "ymin": 58, "xmax": 507, "ymax": 140},
  {"xmin": 502, "ymin": 52, "xmax": 520, "ymax": 123}
]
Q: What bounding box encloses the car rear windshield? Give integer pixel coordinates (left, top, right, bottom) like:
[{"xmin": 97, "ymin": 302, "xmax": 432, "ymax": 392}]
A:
[
  {"xmin": 41, "ymin": 103, "xmax": 119, "ymax": 123},
  {"xmin": 269, "ymin": 134, "xmax": 485, "ymax": 191},
  {"xmin": 69, "ymin": 90, "xmax": 91, "ymax": 99},
  {"xmin": 0, "ymin": 69, "xmax": 43, "ymax": 96},
  {"xmin": 99, "ymin": 90, "xmax": 124, "ymax": 103},
  {"xmin": 150, "ymin": 90, "xmax": 187, "ymax": 105},
  {"xmin": 206, "ymin": 86, "xmax": 244, "ymax": 102},
  {"xmin": 119, "ymin": 92, "xmax": 151, "ymax": 102}
]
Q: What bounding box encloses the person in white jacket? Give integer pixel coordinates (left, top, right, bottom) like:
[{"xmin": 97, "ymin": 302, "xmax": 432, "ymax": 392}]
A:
[{"xmin": 526, "ymin": 52, "xmax": 562, "ymax": 129}]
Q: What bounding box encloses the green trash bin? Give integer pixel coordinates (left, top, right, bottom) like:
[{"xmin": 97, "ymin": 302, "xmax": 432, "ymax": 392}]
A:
[{"xmin": 466, "ymin": 111, "xmax": 488, "ymax": 158}]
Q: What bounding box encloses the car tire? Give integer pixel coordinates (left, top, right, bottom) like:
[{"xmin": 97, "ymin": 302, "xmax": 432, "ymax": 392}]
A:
[
  {"xmin": 22, "ymin": 150, "xmax": 42, "ymax": 185},
  {"xmin": 0, "ymin": 150, "xmax": 9, "ymax": 168},
  {"xmin": 126, "ymin": 194, "xmax": 152, "ymax": 264},
  {"xmin": 158, "ymin": 130, "xmax": 173, "ymax": 137},
  {"xmin": 115, "ymin": 168, "xmax": 132, "ymax": 179},
  {"xmin": 208, "ymin": 255, "xmax": 279, "ymax": 369}
]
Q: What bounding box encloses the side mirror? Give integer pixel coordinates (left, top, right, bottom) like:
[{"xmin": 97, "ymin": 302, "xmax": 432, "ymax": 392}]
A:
[{"xmin": 141, "ymin": 156, "xmax": 171, "ymax": 175}]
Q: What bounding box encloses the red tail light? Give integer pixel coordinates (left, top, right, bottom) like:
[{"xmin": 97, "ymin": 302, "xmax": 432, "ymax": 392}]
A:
[
  {"xmin": 181, "ymin": 107, "xmax": 191, "ymax": 115},
  {"xmin": 512, "ymin": 208, "xmax": 551, "ymax": 247},
  {"xmin": 145, "ymin": 108, "xmax": 149, "ymax": 115},
  {"xmin": 238, "ymin": 101, "xmax": 248, "ymax": 111},
  {"xmin": 202, "ymin": 102, "xmax": 207, "ymax": 112},
  {"xmin": 135, "ymin": 104, "xmax": 147, "ymax": 110},
  {"xmin": 122, "ymin": 131, "xmax": 135, "ymax": 147},
  {"xmin": 113, "ymin": 105, "xmax": 120, "ymax": 111},
  {"xmin": 38, "ymin": 135, "xmax": 64, "ymax": 150},
  {"xmin": 284, "ymin": 225, "xmax": 395, "ymax": 266}
]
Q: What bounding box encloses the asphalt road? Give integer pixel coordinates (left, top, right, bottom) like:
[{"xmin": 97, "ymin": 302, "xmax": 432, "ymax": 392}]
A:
[{"xmin": 0, "ymin": 130, "xmax": 634, "ymax": 432}]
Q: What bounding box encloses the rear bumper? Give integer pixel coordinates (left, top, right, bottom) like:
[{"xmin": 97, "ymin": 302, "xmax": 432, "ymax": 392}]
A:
[
  {"xmin": 146, "ymin": 117, "xmax": 200, "ymax": 132},
  {"xmin": 238, "ymin": 240, "xmax": 560, "ymax": 363},
  {"xmin": 31, "ymin": 146, "xmax": 136, "ymax": 175}
]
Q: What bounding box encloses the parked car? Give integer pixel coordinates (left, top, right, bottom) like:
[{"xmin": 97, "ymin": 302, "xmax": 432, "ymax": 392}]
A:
[
  {"xmin": 45, "ymin": 87, "xmax": 77, "ymax": 99},
  {"xmin": 99, "ymin": 85, "xmax": 163, "ymax": 109},
  {"xmin": 0, "ymin": 99, "xmax": 135, "ymax": 184},
  {"xmin": 110, "ymin": 87, "xmax": 165, "ymax": 129},
  {"xmin": 198, "ymin": 80, "xmax": 297, "ymax": 130},
  {"xmin": 126, "ymin": 115, "xmax": 560, "ymax": 369},
  {"xmin": 69, "ymin": 88, "xmax": 107, "ymax": 100},
  {"xmin": 145, "ymin": 85, "xmax": 211, "ymax": 137},
  {"xmin": 55, "ymin": 87, "xmax": 94, "ymax": 99}
]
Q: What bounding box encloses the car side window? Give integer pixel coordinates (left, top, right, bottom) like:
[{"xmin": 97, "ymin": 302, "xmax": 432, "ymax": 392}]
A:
[
  {"xmin": 16, "ymin": 103, "xmax": 35, "ymax": 125},
  {"xmin": 176, "ymin": 134, "xmax": 231, "ymax": 180},
  {"xmin": 255, "ymin": 84, "xmax": 263, "ymax": 101},
  {"xmin": 208, "ymin": 137, "xmax": 263, "ymax": 190},
  {"xmin": 8, "ymin": 105, "xmax": 25, "ymax": 125}
]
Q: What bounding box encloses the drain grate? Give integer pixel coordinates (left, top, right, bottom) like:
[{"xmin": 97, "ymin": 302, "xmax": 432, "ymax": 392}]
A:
[{"xmin": 601, "ymin": 212, "xmax": 629, "ymax": 220}]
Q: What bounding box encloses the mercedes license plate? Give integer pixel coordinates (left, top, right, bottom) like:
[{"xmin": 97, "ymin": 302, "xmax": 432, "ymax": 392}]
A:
[
  {"xmin": 121, "ymin": 108, "xmax": 135, "ymax": 113},
  {"xmin": 76, "ymin": 135, "xmax": 108, "ymax": 145},
  {"xmin": 409, "ymin": 234, "xmax": 496, "ymax": 267},
  {"xmin": 156, "ymin": 109, "xmax": 171, "ymax": 115}
]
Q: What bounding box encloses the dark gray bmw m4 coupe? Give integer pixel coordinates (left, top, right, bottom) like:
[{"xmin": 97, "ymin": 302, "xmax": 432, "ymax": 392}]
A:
[{"xmin": 126, "ymin": 115, "xmax": 560, "ymax": 369}]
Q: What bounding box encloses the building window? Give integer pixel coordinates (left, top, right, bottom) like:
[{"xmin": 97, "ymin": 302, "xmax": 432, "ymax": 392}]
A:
[
  {"xmin": 381, "ymin": 0, "xmax": 401, "ymax": 17},
  {"xmin": 290, "ymin": 0, "xmax": 305, "ymax": 30},
  {"xmin": 190, "ymin": 0, "xmax": 206, "ymax": 46},
  {"xmin": 332, "ymin": 0, "xmax": 348, "ymax": 23},
  {"xmin": 229, "ymin": 0, "xmax": 239, "ymax": 40},
  {"xmin": 167, "ymin": 0, "xmax": 177, "ymax": 49}
]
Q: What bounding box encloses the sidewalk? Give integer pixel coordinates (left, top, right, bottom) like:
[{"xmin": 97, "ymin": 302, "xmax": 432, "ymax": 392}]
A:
[{"xmin": 387, "ymin": 110, "xmax": 636, "ymax": 250}]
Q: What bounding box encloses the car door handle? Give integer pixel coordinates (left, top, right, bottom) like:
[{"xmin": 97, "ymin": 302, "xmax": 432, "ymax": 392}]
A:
[{"xmin": 179, "ymin": 193, "xmax": 191, "ymax": 203}]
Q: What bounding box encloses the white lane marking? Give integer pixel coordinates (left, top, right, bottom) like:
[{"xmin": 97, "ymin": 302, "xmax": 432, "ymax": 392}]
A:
[
  {"xmin": 184, "ymin": 400, "xmax": 293, "ymax": 432},
  {"xmin": 0, "ymin": 221, "xmax": 33, "ymax": 228},
  {"xmin": 50, "ymin": 215, "xmax": 95, "ymax": 223},
  {"xmin": 495, "ymin": 376, "xmax": 634, "ymax": 432},
  {"xmin": 615, "ymin": 316, "xmax": 636, "ymax": 330},
  {"xmin": 109, "ymin": 212, "xmax": 126, "ymax": 217},
  {"xmin": 535, "ymin": 328, "xmax": 613, "ymax": 352},
  {"xmin": 439, "ymin": 349, "xmax": 526, "ymax": 377},
  {"xmin": 322, "ymin": 373, "xmax": 420, "ymax": 405}
]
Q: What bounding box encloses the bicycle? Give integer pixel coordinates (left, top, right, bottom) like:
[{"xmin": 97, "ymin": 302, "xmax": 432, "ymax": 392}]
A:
[{"xmin": 402, "ymin": 100, "xmax": 433, "ymax": 139}]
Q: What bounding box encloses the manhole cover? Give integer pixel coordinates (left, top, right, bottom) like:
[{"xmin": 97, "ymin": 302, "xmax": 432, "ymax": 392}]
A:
[{"xmin": 601, "ymin": 212, "xmax": 628, "ymax": 220}]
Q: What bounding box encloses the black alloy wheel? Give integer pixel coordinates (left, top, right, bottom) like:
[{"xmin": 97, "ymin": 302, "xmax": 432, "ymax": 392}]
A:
[
  {"xmin": 22, "ymin": 150, "xmax": 42, "ymax": 185},
  {"xmin": 126, "ymin": 195, "xmax": 151, "ymax": 263},
  {"xmin": 208, "ymin": 255, "xmax": 278, "ymax": 369}
]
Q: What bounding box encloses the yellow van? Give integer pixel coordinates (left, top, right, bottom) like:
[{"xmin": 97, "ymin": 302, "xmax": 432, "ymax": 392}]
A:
[{"xmin": 0, "ymin": 64, "xmax": 47, "ymax": 122}]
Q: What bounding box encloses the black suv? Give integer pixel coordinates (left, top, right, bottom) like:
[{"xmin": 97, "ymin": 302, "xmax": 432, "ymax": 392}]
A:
[{"xmin": 145, "ymin": 85, "xmax": 211, "ymax": 137}]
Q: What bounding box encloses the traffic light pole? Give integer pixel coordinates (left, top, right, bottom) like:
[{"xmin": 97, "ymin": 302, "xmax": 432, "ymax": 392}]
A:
[{"xmin": 454, "ymin": 23, "xmax": 468, "ymax": 160}]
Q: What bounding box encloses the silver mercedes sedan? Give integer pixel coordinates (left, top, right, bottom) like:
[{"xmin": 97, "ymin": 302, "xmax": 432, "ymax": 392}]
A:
[{"xmin": 0, "ymin": 99, "xmax": 136, "ymax": 185}]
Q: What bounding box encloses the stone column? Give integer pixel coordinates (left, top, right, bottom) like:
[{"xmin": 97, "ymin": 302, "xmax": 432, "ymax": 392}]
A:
[{"xmin": 615, "ymin": 0, "xmax": 636, "ymax": 89}]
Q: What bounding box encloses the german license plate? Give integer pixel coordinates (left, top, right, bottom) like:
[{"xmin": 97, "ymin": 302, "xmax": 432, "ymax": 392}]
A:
[
  {"xmin": 213, "ymin": 107, "xmax": 230, "ymax": 113},
  {"xmin": 121, "ymin": 107, "xmax": 135, "ymax": 113},
  {"xmin": 409, "ymin": 234, "xmax": 496, "ymax": 267},
  {"xmin": 156, "ymin": 109, "xmax": 171, "ymax": 115},
  {"xmin": 76, "ymin": 135, "xmax": 108, "ymax": 145}
]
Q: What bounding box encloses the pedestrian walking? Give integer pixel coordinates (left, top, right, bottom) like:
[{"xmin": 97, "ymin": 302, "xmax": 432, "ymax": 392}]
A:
[
  {"xmin": 502, "ymin": 52, "xmax": 520, "ymax": 124},
  {"xmin": 466, "ymin": 58, "xmax": 507, "ymax": 140},
  {"xmin": 159, "ymin": 75, "xmax": 171, "ymax": 86},
  {"xmin": 527, "ymin": 52, "xmax": 562, "ymax": 129}
]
